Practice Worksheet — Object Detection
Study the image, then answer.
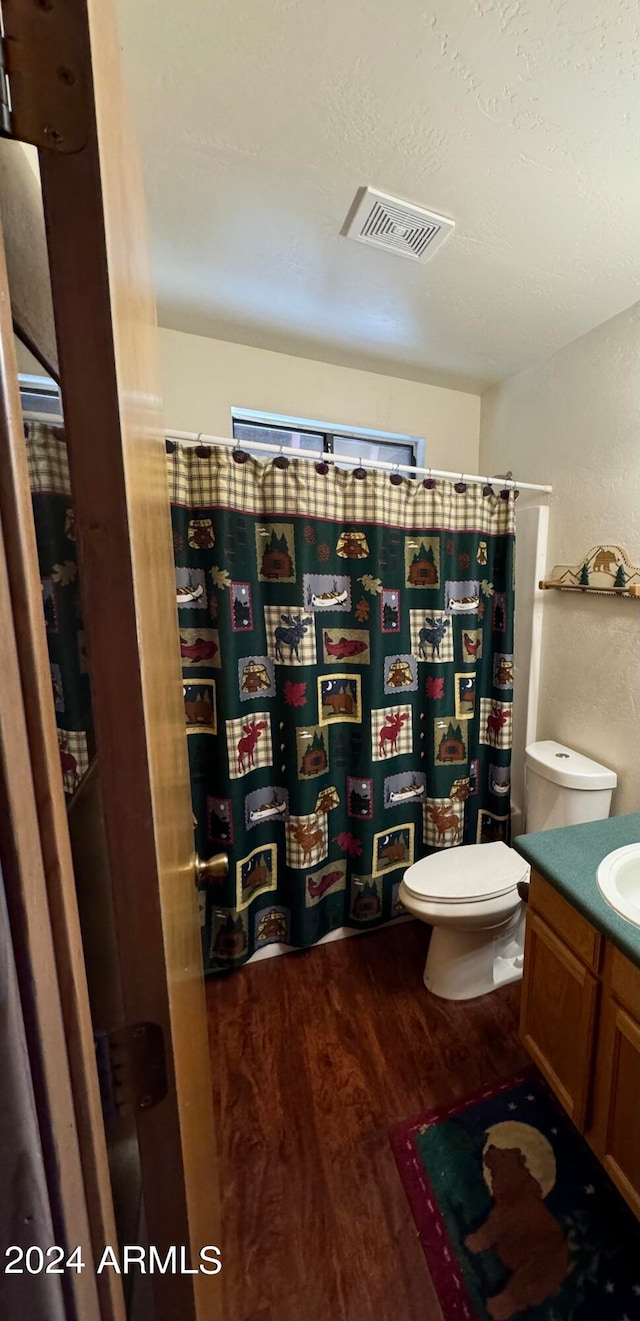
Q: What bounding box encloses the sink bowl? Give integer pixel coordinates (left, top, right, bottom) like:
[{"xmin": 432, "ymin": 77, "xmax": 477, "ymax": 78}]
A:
[{"xmin": 597, "ymin": 844, "xmax": 640, "ymax": 927}]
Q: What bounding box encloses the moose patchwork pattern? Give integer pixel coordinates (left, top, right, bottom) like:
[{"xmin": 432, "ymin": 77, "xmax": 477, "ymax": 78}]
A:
[
  {"xmin": 225, "ymin": 713, "xmax": 273, "ymax": 779},
  {"xmin": 409, "ymin": 609, "xmax": 454, "ymax": 664},
  {"xmin": 286, "ymin": 813, "xmax": 329, "ymax": 870},
  {"xmin": 58, "ymin": 729, "xmax": 89, "ymax": 796},
  {"xmin": 264, "ymin": 606, "xmax": 317, "ymax": 666},
  {"xmin": 170, "ymin": 446, "xmax": 515, "ymax": 973},
  {"xmin": 371, "ymin": 706, "xmax": 413, "ymax": 762},
  {"xmin": 424, "ymin": 797, "xmax": 465, "ymax": 848},
  {"xmin": 479, "ymin": 698, "xmax": 513, "ymax": 749}
]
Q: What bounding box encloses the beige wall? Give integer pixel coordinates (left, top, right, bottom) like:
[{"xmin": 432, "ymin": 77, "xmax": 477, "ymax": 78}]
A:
[
  {"xmin": 158, "ymin": 328, "xmax": 481, "ymax": 471},
  {"xmin": 480, "ymin": 303, "xmax": 640, "ymax": 817}
]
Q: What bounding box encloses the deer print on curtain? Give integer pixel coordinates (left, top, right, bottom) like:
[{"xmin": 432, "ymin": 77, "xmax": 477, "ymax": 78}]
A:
[{"xmin": 168, "ymin": 444, "xmax": 515, "ymax": 974}]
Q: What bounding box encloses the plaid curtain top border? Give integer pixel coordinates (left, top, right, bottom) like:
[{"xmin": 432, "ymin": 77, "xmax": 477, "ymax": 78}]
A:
[
  {"xmin": 25, "ymin": 421, "xmax": 71, "ymax": 497},
  {"xmin": 167, "ymin": 445, "xmax": 516, "ymax": 536},
  {"xmin": 23, "ymin": 426, "xmax": 516, "ymax": 537}
]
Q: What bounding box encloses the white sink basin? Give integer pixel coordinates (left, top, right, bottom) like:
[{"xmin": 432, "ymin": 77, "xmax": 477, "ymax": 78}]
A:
[{"xmin": 597, "ymin": 844, "xmax": 640, "ymax": 927}]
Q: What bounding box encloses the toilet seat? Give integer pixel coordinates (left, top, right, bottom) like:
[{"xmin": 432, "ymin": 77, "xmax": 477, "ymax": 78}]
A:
[{"xmin": 402, "ymin": 840, "xmax": 529, "ymax": 904}]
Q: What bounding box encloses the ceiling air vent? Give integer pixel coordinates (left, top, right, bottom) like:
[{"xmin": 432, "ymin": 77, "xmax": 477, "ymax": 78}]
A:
[{"xmin": 343, "ymin": 187, "xmax": 455, "ymax": 262}]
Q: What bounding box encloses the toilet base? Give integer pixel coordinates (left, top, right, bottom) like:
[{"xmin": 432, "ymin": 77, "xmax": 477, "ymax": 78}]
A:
[{"xmin": 424, "ymin": 905, "xmax": 525, "ymax": 1001}]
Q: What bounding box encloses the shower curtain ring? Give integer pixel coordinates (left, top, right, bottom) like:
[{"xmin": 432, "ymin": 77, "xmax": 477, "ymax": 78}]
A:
[
  {"xmin": 232, "ymin": 435, "xmax": 249, "ymax": 464},
  {"xmin": 455, "ymin": 472, "xmax": 467, "ymax": 494},
  {"xmin": 195, "ymin": 431, "xmax": 210, "ymax": 458},
  {"xmin": 274, "ymin": 441, "xmax": 289, "ymax": 470},
  {"xmin": 423, "ymin": 466, "xmax": 436, "ymax": 490},
  {"xmin": 390, "ymin": 461, "xmax": 402, "ymax": 486}
]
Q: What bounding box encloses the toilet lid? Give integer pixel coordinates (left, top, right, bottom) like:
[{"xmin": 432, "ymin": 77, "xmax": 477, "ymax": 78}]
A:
[{"xmin": 402, "ymin": 841, "xmax": 529, "ymax": 903}]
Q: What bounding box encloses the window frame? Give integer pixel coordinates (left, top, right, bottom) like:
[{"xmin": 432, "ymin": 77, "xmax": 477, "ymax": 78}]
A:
[{"xmin": 231, "ymin": 408, "xmax": 425, "ymax": 472}]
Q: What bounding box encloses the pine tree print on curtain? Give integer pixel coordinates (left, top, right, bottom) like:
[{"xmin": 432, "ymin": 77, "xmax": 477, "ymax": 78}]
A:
[{"xmin": 168, "ymin": 445, "xmax": 515, "ymax": 974}]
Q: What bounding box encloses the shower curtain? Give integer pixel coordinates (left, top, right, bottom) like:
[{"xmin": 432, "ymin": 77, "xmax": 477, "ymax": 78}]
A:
[
  {"xmin": 168, "ymin": 444, "xmax": 515, "ymax": 974},
  {"xmin": 26, "ymin": 421, "xmax": 94, "ymax": 798}
]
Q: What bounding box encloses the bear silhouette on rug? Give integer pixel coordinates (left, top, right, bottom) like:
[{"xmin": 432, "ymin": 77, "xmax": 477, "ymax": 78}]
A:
[{"xmin": 465, "ymin": 1139, "xmax": 568, "ymax": 1320}]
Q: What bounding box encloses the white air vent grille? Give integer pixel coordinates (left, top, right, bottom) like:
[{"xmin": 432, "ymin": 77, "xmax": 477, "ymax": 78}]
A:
[{"xmin": 344, "ymin": 187, "xmax": 455, "ymax": 262}]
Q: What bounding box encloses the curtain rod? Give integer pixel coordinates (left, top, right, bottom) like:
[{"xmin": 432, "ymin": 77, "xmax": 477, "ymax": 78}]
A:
[
  {"xmin": 21, "ymin": 414, "xmax": 553, "ymax": 494},
  {"xmin": 165, "ymin": 429, "xmax": 553, "ymax": 494}
]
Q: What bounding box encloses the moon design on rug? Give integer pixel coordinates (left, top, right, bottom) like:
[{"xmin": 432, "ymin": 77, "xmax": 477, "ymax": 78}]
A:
[{"xmin": 482, "ymin": 1121, "xmax": 556, "ymax": 1198}]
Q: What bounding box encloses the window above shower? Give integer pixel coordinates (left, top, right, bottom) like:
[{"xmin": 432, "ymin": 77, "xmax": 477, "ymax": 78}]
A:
[{"xmin": 231, "ymin": 409, "xmax": 425, "ymax": 474}]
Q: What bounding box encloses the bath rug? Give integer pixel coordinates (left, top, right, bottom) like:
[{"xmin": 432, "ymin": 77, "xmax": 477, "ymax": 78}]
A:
[{"xmin": 390, "ymin": 1072, "xmax": 640, "ymax": 1320}]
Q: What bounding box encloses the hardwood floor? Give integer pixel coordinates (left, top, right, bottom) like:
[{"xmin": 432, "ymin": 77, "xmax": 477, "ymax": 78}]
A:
[{"xmin": 206, "ymin": 921, "xmax": 528, "ymax": 1321}]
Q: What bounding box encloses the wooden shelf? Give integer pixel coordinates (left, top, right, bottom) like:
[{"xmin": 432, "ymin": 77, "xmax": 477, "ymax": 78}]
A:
[{"xmin": 539, "ymin": 580, "xmax": 640, "ymax": 598}]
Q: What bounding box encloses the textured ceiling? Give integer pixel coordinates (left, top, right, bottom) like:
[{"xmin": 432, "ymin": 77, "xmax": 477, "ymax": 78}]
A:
[{"xmin": 116, "ymin": 0, "xmax": 640, "ymax": 392}]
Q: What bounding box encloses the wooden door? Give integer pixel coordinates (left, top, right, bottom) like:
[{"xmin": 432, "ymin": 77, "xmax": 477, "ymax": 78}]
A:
[
  {"xmin": 0, "ymin": 449, "xmax": 102, "ymax": 1321},
  {"xmin": 520, "ymin": 910, "xmax": 599, "ymax": 1129},
  {"xmin": 0, "ymin": 207, "xmax": 122, "ymax": 1320},
  {"xmin": 0, "ymin": 1, "xmax": 221, "ymax": 1318}
]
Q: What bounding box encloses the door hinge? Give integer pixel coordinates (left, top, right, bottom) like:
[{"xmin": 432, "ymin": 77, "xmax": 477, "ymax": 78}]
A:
[
  {"xmin": 0, "ymin": 0, "xmax": 86, "ymax": 151},
  {"xmin": 94, "ymin": 1023, "xmax": 168, "ymax": 1123}
]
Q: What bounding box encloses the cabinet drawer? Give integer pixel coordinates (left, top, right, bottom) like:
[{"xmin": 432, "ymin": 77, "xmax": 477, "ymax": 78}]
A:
[{"xmin": 529, "ymin": 871, "xmax": 602, "ymax": 972}]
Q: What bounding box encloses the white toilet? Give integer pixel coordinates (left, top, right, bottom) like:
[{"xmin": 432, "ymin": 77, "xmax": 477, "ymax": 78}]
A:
[{"xmin": 399, "ymin": 740, "xmax": 617, "ymax": 1001}]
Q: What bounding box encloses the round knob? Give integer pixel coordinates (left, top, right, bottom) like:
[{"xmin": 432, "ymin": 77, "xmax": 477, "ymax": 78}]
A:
[{"xmin": 195, "ymin": 852, "xmax": 229, "ymax": 884}]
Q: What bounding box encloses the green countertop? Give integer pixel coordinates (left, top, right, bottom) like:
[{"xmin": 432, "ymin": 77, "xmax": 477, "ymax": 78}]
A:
[{"xmin": 514, "ymin": 813, "xmax": 640, "ymax": 969}]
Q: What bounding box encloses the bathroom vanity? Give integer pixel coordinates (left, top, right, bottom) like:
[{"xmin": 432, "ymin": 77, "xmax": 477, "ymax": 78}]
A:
[{"xmin": 514, "ymin": 814, "xmax": 640, "ymax": 1219}]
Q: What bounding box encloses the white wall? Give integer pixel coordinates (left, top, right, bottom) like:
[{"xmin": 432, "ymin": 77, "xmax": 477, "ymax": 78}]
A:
[
  {"xmin": 480, "ymin": 303, "xmax": 640, "ymax": 817},
  {"xmin": 157, "ymin": 328, "xmax": 481, "ymax": 472}
]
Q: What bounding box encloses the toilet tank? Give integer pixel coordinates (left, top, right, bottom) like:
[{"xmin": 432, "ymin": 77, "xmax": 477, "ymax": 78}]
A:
[{"xmin": 525, "ymin": 740, "xmax": 617, "ymax": 833}]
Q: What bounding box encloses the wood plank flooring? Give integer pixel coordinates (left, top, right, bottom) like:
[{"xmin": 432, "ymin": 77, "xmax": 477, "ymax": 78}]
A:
[{"xmin": 206, "ymin": 921, "xmax": 529, "ymax": 1321}]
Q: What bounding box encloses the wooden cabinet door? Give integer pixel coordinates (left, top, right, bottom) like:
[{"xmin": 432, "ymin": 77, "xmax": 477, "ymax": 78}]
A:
[
  {"xmin": 589, "ymin": 995, "xmax": 640, "ymax": 1217},
  {"xmin": 520, "ymin": 910, "xmax": 599, "ymax": 1129}
]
